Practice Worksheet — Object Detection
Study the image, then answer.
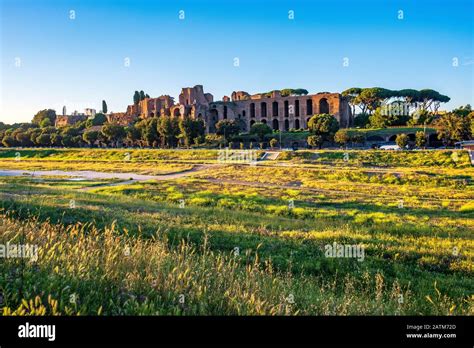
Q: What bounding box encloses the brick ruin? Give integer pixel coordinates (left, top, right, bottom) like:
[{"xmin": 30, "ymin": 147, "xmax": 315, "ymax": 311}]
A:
[
  {"xmin": 55, "ymin": 114, "xmax": 88, "ymax": 127},
  {"xmin": 59, "ymin": 85, "xmax": 353, "ymax": 131}
]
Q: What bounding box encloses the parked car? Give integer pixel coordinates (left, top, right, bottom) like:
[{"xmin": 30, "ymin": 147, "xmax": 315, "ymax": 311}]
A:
[{"xmin": 379, "ymin": 144, "xmax": 401, "ymax": 150}]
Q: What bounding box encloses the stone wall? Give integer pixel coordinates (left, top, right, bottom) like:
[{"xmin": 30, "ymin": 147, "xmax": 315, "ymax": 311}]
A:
[
  {"xmin": 206, "ymin": 92, "xmax": 352, "ymax": 133},
  {"xmin": 115, "ymin": 86, "xmax": 352, "ymax": 133},
  {"xmin": 55, "ymin": 115, "xmax": 88, "ymax": 127},
  {"xmin": 107, "ymin": 112, "xmax": 136, "ymax": 126}
]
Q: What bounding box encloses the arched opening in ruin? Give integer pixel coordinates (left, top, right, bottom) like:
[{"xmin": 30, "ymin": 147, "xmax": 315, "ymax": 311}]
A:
[
  {"xmin": 150, "ymin": 112, "xmax": 154, "ymax": 117},
  {"xmin": 428, "ymin": 133, "xmax": 442, "ymax": 147},
  {"xmin": 272, "ymin": 101, "xmax": 278, "ymax": 117},
  {"xmin": 319, "ymin": 98, "xmax": 329, "ymax": 114},
  {"xmin": 209, "ymin": 109, "xmax": 218, "ymax": 133},
  {"xmin": 306, "ymin": 99, "xmax": 313, "ymax": 115},
  {"xmin": 389, "ymin": 135, "xmax": 397, "ymax": 142},
  {"xmin": 250, "ymin": 103, "xmax": 255, "ymax": 118},
  {"xmin": 272, "ymin": 119, "xmax": 279, "ymax": 131},
  {"xmin": 284, "ymin": 119, "xmax": 289, "ymax": 131},
  {"xmin": 284, "ymin": 100, "xmax": 289, "ymax": 117},
  {"xmin": 261, "ymin": 102, "xmax": 267, "ymax": 118},
  {"xmin": 242, "ymin": 110, "xmax": 246, "ymax": 117},
  {"xmin": 261, "ymin": 119, "xmax": 267, "ymax": 124},
  {"xmin": 223, "ymin": 106, "xmax": 228, "ymax": 119},
  {"xmin": 295, "ymin": 119, "xmax": 300, "ymax": 129},
  {"xmin": 250, "ymin": 120, "xmax": 256, "ymax": 127},
  {"xmin": 295, "ymin": 100, "xmax": 300, "ymax": 116},
  {"xmin": 173, "ymin": 109, "xmax": 180, "ymax": 117}
]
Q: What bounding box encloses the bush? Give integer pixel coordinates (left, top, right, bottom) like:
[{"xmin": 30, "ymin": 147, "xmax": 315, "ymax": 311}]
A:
[
  {"xmin": 307, "ymin": 135, "xmax": 323, "ymax": 149},
  {"xmin": 334, "ymin": 130, "xmax": 350, "ymax": 146},
  {"xmin": 395, "ymin": 134, "xmax": 409, "ymax": 149},
  {"xmin": 415, "ymin": 131, "xmax": 427, "ymax": 148},
  {"xmin": 353, "ymin": 113, "xmax": 370, "ymax": 128}
]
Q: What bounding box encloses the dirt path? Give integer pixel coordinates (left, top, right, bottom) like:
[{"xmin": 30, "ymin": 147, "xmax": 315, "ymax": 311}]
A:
[
  {"xmin": 0, "ymin": 165, "xmax": 214, "ymax": 191},
  {"xmin": 77, "ymin": 164, "xmax": 214, "ymax": 190}
]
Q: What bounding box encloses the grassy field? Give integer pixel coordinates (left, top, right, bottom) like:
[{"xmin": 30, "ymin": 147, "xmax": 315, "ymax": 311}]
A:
[{"xmin": 0, "ymin": 148, "xmax": 472, "ymax": 315}]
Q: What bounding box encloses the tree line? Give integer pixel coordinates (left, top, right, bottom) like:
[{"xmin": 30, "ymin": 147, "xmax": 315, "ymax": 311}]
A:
[
  {"xmin": 1, "ymin": 87, "xmax": 473, "ymax": 149},
  {"xmin": 342, "ymin": 87, "xmax": 454, "ymax": 129},
  {"xmin": 0, "ymin": 109, "xmax": 206, "ymax": 148}
]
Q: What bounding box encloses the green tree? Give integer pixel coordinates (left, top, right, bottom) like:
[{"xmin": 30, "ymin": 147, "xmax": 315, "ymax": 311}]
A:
[
  {"xmin": 90, "ymin": 113, "xmax": 107, "ymax": 126},
  {"xmin": 269, "ymin": 138, "xmax": 278, "ymax": 148},
  {"xmin": 369, "ymin": 107, "xmax": 393, "ymax": 128},
  {"xmin": 61, "ymin": 135, "xmax": 74, "ymax": 147},
  {"xmin": 60, "ymin": 126, "xmax": 81, "ymax": 138},
  {"xmin": 157, "ymin": 116, "xmax": 179, "ymax": 148},
  {"xmin": 249, "ymin": 122, "xmax": 272, "ymax": 142},
  {"xmin": 83, "ymin": 130, "xmax": 99, "ymax": 147},
  {"xmin": 29, "ymin": 129, "xmax": 42, "ymax": 145},
  {"xmin": 397, "ymin": 89, "xmax": 421, "ymax": 106},
  {"xmin": 469, "ymin": 112, "xmax": 474, "ymax": 139},
  {"xmin": 418, "ymin": 89, "xmax": 450, "ymax": 114},
  {"xmin": 179, "ymin": 117, "xmax": 205, "ymax": 147},
  {"xmin": 351, "ymin": 133, "xmax": 366, "ymax": 145},
  {"xmin": 395, "ymin": 134, "xmax": 409, "ymax": 149},
  {"xmin": 125, "ymin": 125, "xmax": 141, "ymax": 147},
  {"xmin": 435, "ymin": 113, "xmax": 470, "ymax": 146},
  {"xmin": 50, "ymin": 133, "xmax": 63, "ymax": 147},
  {"xmin": 39, "ymin": 118, "xmax": 52, "ymax": 128},
  {"xmin": 307, "ymin": 135, "xmax": 323, "ymax": 149},
  {"xmin": 2, "ymin": 135, "xmax": 18, "ymax": 147},
  {"xmin": 133, "ymin": 91, "xmax": 140, "ymax": 105},
  {"xmin": 14, "ymin": 130, "xmax": 33, "ymax": 147},
  {"xmin": 142, "ymin": 118, "xmax": 160, "ymax": 147},
  {"xmin": 215, "ymin": 120, "xmax": 240, "ymax": 142},
  {"xmin": 293, "ymin": 88, "xmax": 309, "ymax": 96},
  {"xmin": 32, "ymin": 109, "xmax": 56, "ymax": 126},
  {"xmin": 72, "ymin": 135, "xmax": 84, "ymax": 147},
  {"xmin": 280, "ymin": 89, "xmax": 294, "ymax": 97},
  {"xmin": 342, "ymin": 87, "xmax": 362, "ymax": 117},
  {"xmin": 409, "ymin": 109, "xmax": 433, "ymax": 126},
  {"xmin": 353, "ymin": 88, "xmax": 396, "ymax": 115},
  {"xmin": 139, "ymin": 90, "xmax": 146, "ymax": 101},
  {"xmin": 36, "ymin": 133, "xmax": 51, "ymax": 147},
  {"xmin": 102, "ymin": 100, "xmax": 108, "ymax": 114},
  {"xmin": 101, "ymin": 124, "xmax": 126, "ymax": 147},
  {"xmin": 451, "ymin": 104, "xmax": 472, "ymax": 118},
  {"xmin": 334, "ymin": 129, "xmax": 350, "ymax": 147},
  {"xmin": 415, "ymin": 131, "xmax": 427, "ymax": 149},
  {"xmin": 353, "ymin": 113, "xmax": 370, "ymax": 128},
  {"xmin": 307, "ymin": 114, "xmax": 339, "ymax": 147}
]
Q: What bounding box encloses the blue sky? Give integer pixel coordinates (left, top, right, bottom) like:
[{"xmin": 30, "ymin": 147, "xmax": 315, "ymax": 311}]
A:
[{"xmin": 1, "ymin": 0, "xmax": 473, "ymax": 124}]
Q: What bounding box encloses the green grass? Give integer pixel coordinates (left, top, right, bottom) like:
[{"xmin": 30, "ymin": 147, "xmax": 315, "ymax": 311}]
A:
[
  {"xmin": 0, "ymin": 148, "xmax": 220, "ymax": 161},
  {"xmin": 0, "ymin": 149, "xmax": 472, "ymax": 315},
  {"xmin": 346, "ymin": 127, "xmax": 437, "ymax": 137},
  {"xmin": 276, "ymin": 149, "xmax": 471, "ymax": 168}
]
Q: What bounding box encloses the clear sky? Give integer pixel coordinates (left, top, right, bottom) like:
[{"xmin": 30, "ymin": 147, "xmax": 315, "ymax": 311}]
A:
[{"xmin": 0, "ymin": 0, "xmax": 473, "ymax": 124}]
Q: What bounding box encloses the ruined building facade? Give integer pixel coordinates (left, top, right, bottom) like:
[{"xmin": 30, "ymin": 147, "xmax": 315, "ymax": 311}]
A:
[{"xmin": 110, "ymin": 85, "xmax": 353, "ymax": 131}]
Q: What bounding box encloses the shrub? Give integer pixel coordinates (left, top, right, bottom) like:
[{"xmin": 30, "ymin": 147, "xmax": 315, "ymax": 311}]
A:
[{"xmin": 395, "ymin": 134, "xmax": 409, "ymax": 149}]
